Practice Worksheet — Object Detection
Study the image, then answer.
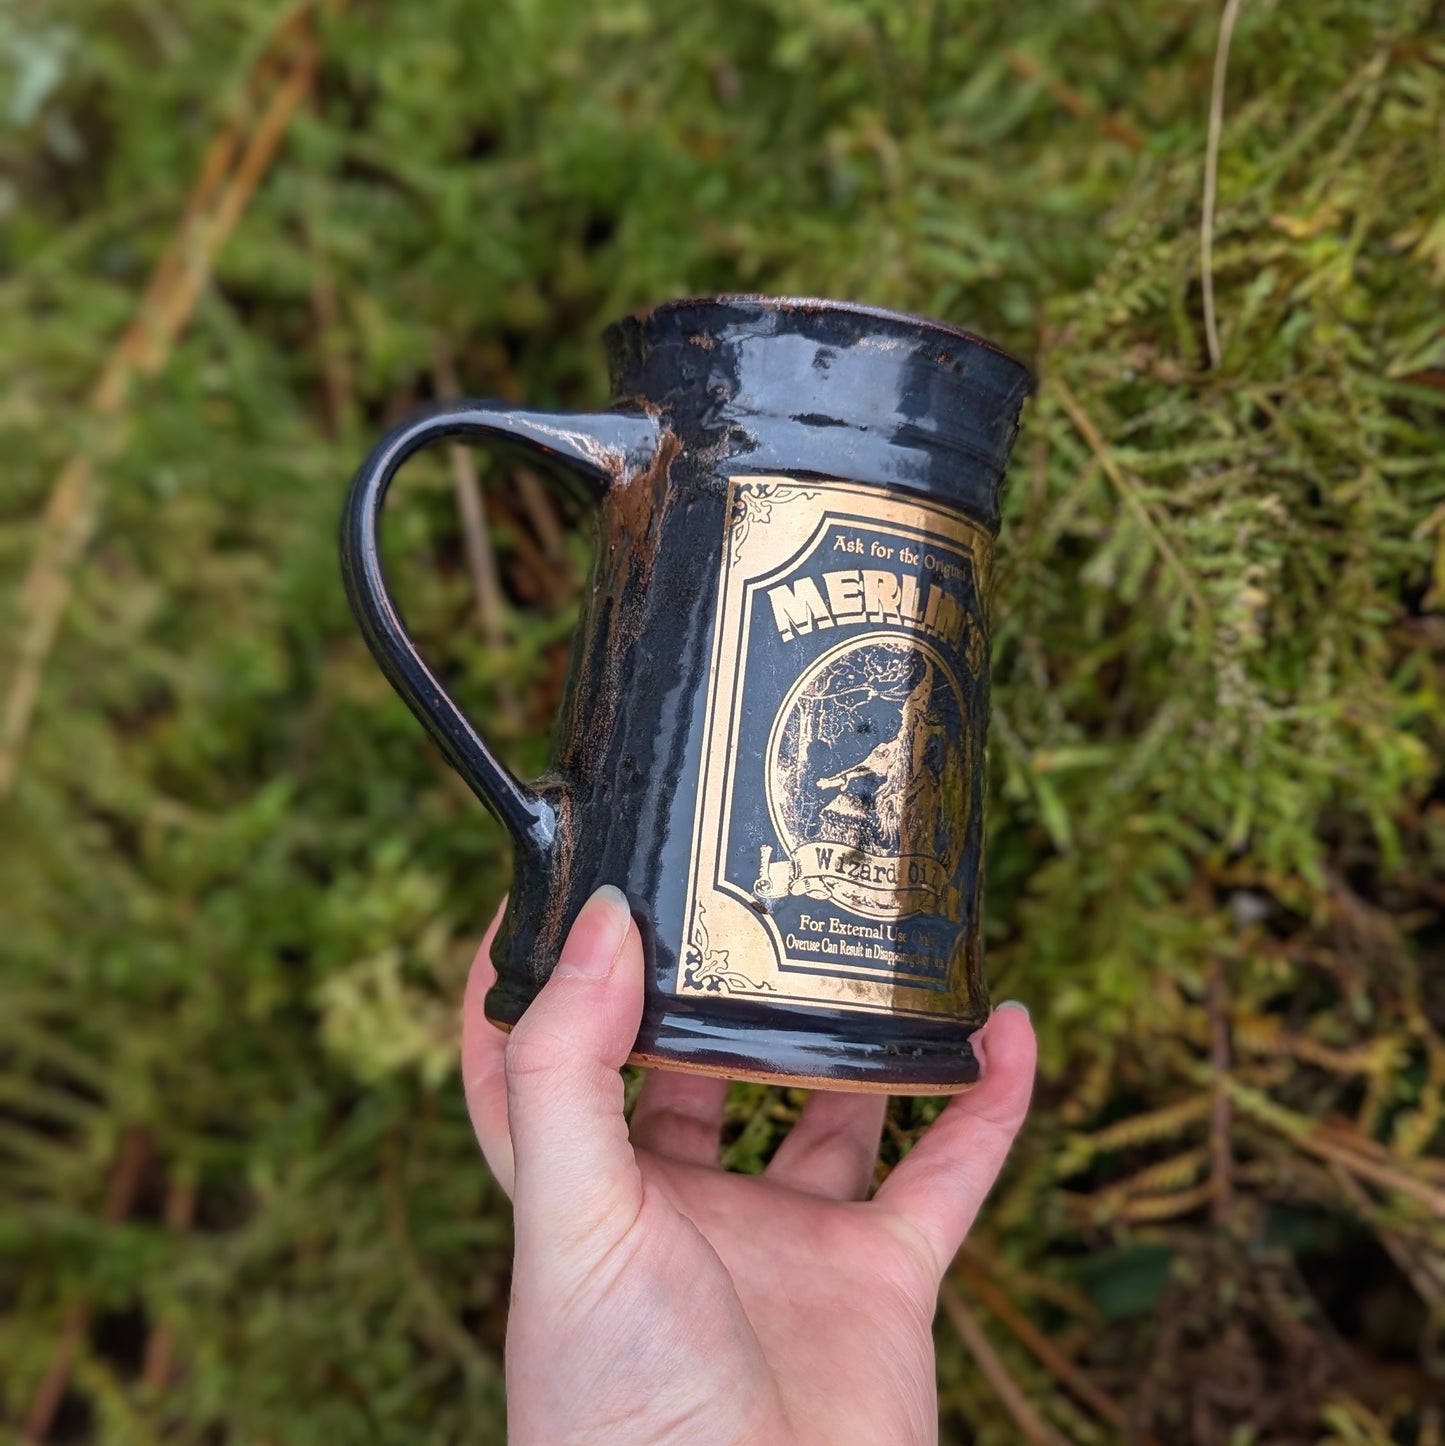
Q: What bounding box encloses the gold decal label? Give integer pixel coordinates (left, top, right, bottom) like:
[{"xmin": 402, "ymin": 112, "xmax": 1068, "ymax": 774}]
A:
[{"xmin": 679, "ymin": 477, "xmax": 994, "ymax": 1018}]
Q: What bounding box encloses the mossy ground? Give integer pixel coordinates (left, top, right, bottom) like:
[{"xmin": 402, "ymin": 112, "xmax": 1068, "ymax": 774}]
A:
[{"xmin": 2, "ymin": 1, "xmax": 1442, "ymax": 1442}]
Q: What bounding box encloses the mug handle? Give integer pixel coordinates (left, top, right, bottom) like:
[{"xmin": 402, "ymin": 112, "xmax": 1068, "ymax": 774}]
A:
[{"xmin": 340, "ymin": 400, "xmax": 661, "ymax": 871}]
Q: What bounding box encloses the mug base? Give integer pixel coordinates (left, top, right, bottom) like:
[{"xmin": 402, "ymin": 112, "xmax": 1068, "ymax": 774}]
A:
[
  {"xmin": 485, "ymin": 991, "xmax": 982, "ymax": 1095},
  {"xmin": 625, "ymin": 1045, "xmax": 975, "ymax": 1095}
]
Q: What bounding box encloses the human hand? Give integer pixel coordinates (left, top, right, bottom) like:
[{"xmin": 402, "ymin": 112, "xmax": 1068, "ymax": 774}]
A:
[{"xmin": 463, "ymin": 886, "xmax": 1036, "ymax": 1446}]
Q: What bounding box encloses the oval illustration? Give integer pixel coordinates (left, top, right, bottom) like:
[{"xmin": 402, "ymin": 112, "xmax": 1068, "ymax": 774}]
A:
[{"xmin": 763, "ymin": 634, "xmax": 969, "ymax": 920}]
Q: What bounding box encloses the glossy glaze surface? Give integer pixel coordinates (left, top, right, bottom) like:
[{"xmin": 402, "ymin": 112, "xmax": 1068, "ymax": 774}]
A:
[{"xmin": 342, "ymin": 296, "xmax": 1031, "ymax": 1091}]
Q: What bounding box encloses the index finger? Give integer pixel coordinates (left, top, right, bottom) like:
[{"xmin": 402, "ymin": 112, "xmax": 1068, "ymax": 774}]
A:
[{"xmin": 870, "ymin": 1003, "xmax": 1036, "ymax": 1279}]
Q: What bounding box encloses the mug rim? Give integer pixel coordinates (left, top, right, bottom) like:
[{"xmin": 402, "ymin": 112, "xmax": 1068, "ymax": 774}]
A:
[{"xmin": 616, "ymin": 292, "xmax": 1032, "ymax": 381}]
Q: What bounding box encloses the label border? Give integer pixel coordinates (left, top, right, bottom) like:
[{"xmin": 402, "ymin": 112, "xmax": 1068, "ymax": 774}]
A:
[{"xmin": 677, "ymin": 476, "xmax": 993, "ymax": 1016}]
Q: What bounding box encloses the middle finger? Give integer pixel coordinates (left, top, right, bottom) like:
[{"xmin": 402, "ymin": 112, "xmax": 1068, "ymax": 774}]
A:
[
  {"xmin": 765, "ymin": 1089, "xmax": 887, "ymax": 1201},
  {"xmin": 629, "ymin": 1068, "xmax": 729, "ymax": 1166}
]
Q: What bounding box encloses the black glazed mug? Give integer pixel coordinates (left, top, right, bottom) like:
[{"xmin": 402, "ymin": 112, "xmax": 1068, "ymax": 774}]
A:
[{"xmin": 341, "ymin": 296, "xmax": 1031, "ymax": 1092}]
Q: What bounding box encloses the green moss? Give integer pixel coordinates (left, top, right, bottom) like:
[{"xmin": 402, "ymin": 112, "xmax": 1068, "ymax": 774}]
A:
[{"xmin": 2, "ymin": 0, "xmax": 1441, "ymax": 1440}]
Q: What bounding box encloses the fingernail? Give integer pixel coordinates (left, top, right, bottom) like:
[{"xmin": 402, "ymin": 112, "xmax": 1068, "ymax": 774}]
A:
[
  {"xmin": 554, "ymin": 884, "xmax": 633, "ymax": 980},
  {"xmin": 993, "ymin": 999, "xmax": 1031, "ymax": 1021}
]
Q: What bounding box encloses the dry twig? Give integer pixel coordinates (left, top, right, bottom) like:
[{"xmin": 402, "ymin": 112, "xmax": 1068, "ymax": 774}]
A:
[
  {"xmin": 953, "ymin": 1257, "xmax": 1160, "ymax": 1444},
  {"xmin": 22, "ymin": 1128, "xmax": 152, "ymax": 1443},
  {"xmin": 940, "ymin": 1280, "xmax": 1074, "ymax": 1446},
  {"xmin": 1202, "ymin": 0, "xmax": 1246, "ymax": 367},
  {"xmin": 432, "ymin": 336, "xmax": 522, "ymax": 731},
  {"xmin": 140, "ymin": 1170, "xmax": 200, "ymax": 1394},
  {"xmin": 1318, "ymin": 1118, "xmax": 1445, "ymax": 1185},
  {"xmin": 0, "ymin": 1, "xmax": 345, "ymax": 802},
  {"xmin": 380, "ymin": 1129, "xmax": 501, "ymax": 1387},
  {"xmin": 1006, "ymin": 51, "xmax": 1144, "ymax": 152},
  {"xmin": 1227, "ymin": 1079, "xmax": 1445, "ymax": 1213},
  {"xmin": 1328, "ymin": 1164, "xmax": 1445, "ymax": 1316},
  {"xmin": 1208, "ymin": 954, "xmax": 1235, "ymax": 1224},
  {"xmin": 513, "ymin": 465, "xmax": 570, "ymax": 565},
  {"xmin": 306, "ymin": 195, "xmax": 354, "ymax": 438}
]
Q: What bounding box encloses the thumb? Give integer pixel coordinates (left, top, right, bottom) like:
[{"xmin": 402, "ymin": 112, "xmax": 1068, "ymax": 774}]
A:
[{"xmin": 503, "ymin": 885, "xmax": 646, "ymax": 1254}]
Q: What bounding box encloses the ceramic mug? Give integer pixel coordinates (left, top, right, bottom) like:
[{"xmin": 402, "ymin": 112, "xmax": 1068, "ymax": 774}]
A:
[{"xmin": 341, "ymin": 295, "xmax": 1031, "ymax": 1091}]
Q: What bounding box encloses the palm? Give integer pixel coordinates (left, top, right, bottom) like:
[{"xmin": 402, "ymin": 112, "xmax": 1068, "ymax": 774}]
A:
[{"xmin": 629, "ymin": 1151, "xmax": 941, "ymax": 1445}]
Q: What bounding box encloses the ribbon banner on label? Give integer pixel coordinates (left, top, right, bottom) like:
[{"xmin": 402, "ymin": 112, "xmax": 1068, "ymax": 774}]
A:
[{"xmin": 753, "ymin": 842, "xmax": 961, "ymax": 920}]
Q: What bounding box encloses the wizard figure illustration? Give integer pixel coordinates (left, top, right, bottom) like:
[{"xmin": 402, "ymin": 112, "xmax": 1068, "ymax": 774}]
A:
[
  {"xmin": 817, "ymin": 666, "xmax": 948, "ymax": 856},
  {"xmin": 769, "ymin": 640, "xmax": 969, "ymax": 877}
]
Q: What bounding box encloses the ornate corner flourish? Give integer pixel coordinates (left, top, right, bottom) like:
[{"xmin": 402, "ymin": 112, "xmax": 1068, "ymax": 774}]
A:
[
  {"xmin": 683, "ymin": 903, "xmax": 776, "ymax": 994},
  {"xmin": 729, "ymin": 481, "xmax": 820, "ymax": 564}
]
